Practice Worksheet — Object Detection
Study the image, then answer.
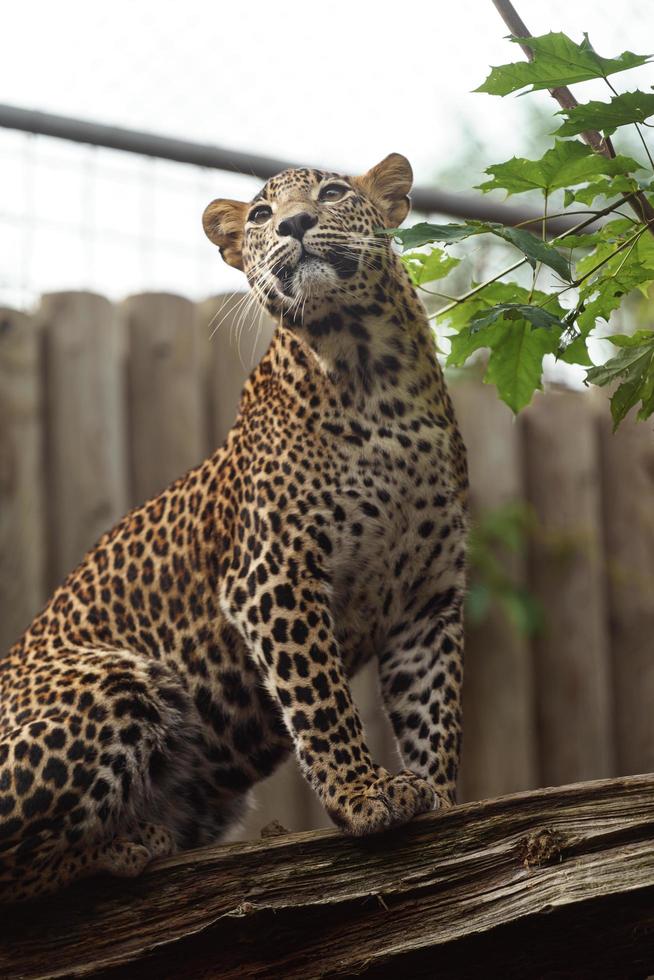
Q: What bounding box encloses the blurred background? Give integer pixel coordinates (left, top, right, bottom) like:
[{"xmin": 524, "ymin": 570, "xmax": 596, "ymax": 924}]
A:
[{"xmin": 1, "ymin": 0, "xmax": 653, "ymax": 839}]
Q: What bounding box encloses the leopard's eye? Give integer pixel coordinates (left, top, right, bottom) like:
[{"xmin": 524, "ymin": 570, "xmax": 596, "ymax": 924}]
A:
[
  {"xmin": 248, "ymin": 204, "xmax": 272, "ymax": 225},
  {"xmin": 318, "ymin": 183, "xmax": 349, "ymax": 203}
]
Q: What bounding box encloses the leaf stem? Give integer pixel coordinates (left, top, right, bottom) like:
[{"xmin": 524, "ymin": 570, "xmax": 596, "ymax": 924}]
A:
[
  {"xmin": 513, "ymin": 209, "xmax": 598, "ymax": 228},
  {"xmin": 417, "ymin": 286, "xmax": 460, "ymax": 302}
]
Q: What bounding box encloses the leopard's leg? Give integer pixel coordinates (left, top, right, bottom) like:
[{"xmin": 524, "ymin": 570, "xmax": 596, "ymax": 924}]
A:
[
  {"xmin": 0, "ymin": 821, "xmax": 177, "ymax": 903},
  {"xmin": 2, "ymin": 834, "xmax": 157, "ymax": 903},
  {"xmin": 134, "ymin": 821, "xmax": 177, "ymax": 859},
  {"xmin": 223, "ymin": 563, "xmax": 435, "ymax": 836},
  {"xmin": 379, "ymin": 586, "xmax": 465, "ymax": 807},
  {"xmin": 0, "ymin": 650, "xmax": 202, "ymax": 903}
]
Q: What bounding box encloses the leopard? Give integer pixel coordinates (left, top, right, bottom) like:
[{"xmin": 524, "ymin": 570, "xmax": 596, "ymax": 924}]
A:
[{"xmin": 0, "ymin": 152, "xmax": 468, "ymax": 902}]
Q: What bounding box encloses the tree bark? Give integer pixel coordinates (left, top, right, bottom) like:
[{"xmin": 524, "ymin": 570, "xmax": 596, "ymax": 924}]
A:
[{"xmin": 4, "ymin": 774, "xmax": 654, "ymax": 979}]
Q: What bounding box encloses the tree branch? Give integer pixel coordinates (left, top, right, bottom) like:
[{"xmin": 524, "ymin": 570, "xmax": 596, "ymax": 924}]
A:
[
  {"xmin": 4, "ymin": 774, "xmax": 654, "ymax": 979},
  {"xmin": 490, "ymin": 0, "xmax": 654, "ymax": 235}
]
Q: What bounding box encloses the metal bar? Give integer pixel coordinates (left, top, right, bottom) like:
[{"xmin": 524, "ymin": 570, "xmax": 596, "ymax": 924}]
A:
[{"xmin": 0, "ymin": 102, "xmax": 577, "ymax": 232}]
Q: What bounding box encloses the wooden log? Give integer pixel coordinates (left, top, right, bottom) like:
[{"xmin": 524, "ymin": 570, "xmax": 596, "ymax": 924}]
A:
[
  {"xmin": 0, "ymin": 309, "xmax": 46, "ymax": 653},
  {"xmin": 197, "ymin": 293, "xmax": 274, "ymax": 447},
  {"xmin": 124, "ymin": 293, "xmax": 208, "ymax": 503},
  {"xmin": 452, "ymin": 380, "xmax": 537, "ymax": 802},
  {"xmin": 38, "ymin": 292, "xmax": 128, "ymax": 590},
  {"xmin": 521, "ymin": 390, "xmax": 614, "ymax": 786},
  {"xmin": 4, "ymin": 773, "xmax": 654, "ymax": 979},
  {"xmin": 599, "ymin": 404, "xmax": 654, "ymax": 775}
]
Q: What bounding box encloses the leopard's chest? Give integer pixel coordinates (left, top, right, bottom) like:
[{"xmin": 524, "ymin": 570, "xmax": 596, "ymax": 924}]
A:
[{"xmin": 325, "ymin": 422, "xmax": 456, "ymax": 671}]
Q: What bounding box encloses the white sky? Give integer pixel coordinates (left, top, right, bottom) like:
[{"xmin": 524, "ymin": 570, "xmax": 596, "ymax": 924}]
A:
[{"xmin": 1, "ymin": 0, "xmax": 653, "ymax": 305}]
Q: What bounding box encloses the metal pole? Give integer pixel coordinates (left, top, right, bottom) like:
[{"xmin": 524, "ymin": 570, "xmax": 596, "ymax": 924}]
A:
[{"xmin": 0, "ymin": 102, "xmax": 578, "ymax": 232}]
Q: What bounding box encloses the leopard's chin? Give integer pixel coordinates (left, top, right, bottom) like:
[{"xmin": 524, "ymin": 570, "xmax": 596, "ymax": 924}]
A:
[
  {"xmin": 273, "ymin": 256, "xmax": 340, "ymax": 306},
  {"xmin": 293, "ymin": 256, "xmax": 338, "ymax": 294}
]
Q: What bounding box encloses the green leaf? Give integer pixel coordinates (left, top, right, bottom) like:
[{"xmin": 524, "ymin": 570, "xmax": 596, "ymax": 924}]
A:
[
  {"xmin": 586, "ymin": 342, "xmax": 654, "ymax": 387},
  {"xmin": 402, "ymin": 248, "xmax": 460, "ymax": 285},
  {"xmin": 638, "ymin": 372, "xmax": 654, "ymax": 421},
  {"xmin": 387, "ymin": 220, "xmax": 572, "ymax": 281},
  {"xmin": 631, "ymin": 233, "xmax": 654, "ymax": 276},
  {"xmin": 565, "ymin": 174, "xmax": 640, "ymax": 206},
  {"xmin": 475, "ymin": 32, "xmax": 652, "ymax": 97},
  {"xmin": 385, "ymin": 222, "xmax": 479, "ymax": 248},
  {"xmin": 478, "ymin": 140, "xmax": 643, "ymax": 196},
  {"xmin": 448, "ymin": 323, "xmax": 495, "ymax": 367},
  {"xmin": 488, "ymin": 226, "xmax": 572, "ymax": 281},
  {"xmin": 573, "ymin": 220, "xmax": 644, "ymax": 283},
  {"xmin": 608, "ymin": 374, "xmax": 644, "ymax": 424},
  {"xmin": 606, "ymin": 329, "xmax": 654, "ymax": 347},
  {"xmin": 555, "ymin": 231, "xmax": 605, "ymax": 250},
  {"xmin": 439, "ymin": 281, "xmax": 566, "ymax": 333},
  {"xmin": 485, "ymin": 319, "xmax": 561, "ymax": 412},
  {"xmin": 469, "ymin": 303, "xmax": 567, "ymax": 332},
  {"xmin": 554, "ymin": 91, "xmax": 654, "ymax": 136},
  {"xmin": 574, "ymin": 232, "xmax": 654, "ymax": 337},
  {"xmin": 585, "ymin": 333, "xmax": 654, "ymax": 427},
  {"xmin": 557, "ymin": 332, "xmax": 593, "ymax": 367},
  {"xmin": 446, "ymin": 299, "xmax": 563, "ymax": 412},
  {"xmin": 577, "ymin": 266, "xmax": 654, "ymax": 337}
]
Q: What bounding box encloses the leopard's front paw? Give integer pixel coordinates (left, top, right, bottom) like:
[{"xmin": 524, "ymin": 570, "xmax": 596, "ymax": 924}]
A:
[{"xmin": 326, "ymin": 768, "xmax": 435, "ymax": 836}]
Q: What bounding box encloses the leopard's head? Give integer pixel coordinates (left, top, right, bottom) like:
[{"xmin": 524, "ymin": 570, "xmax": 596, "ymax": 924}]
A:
[{"xmin": 202, "ymin": 154, "xmax": 412, "ymax": 321}]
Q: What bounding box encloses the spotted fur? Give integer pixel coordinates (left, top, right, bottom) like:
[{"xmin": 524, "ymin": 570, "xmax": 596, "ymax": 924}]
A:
[{"xmin": 0, "ymin": 153, "xmax": 468, "ymax": 901}]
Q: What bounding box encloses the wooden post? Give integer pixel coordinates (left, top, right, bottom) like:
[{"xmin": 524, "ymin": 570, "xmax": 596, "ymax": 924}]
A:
[
  {"xmin": 0, "ymin": 309, "xmax": 46, "ymax": 653},
  {"xmin": 197, "ymin": 293, "xmax": 274, "ymax": 447},
  {"xmin": 521, "ymin": 390, "xmax": 614, "ymax": 786},
  {"xmin": 599, "ymin": 405, "xmax": 654, "ymax": 775},
  {"xmin": 452, "ymin": 380, "xmax": 537, "ymax": 802},
  {"xmin": 124, "ymin": 293, "xmax": 208, "ymax": 504},
  {"xmin": 38, "ymin": 292, "xmax": 128, "ymax": 591}
]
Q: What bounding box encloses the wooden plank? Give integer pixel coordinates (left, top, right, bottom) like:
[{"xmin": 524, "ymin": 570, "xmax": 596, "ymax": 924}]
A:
[
  {"xmin": 124, "ymin": 293, "xmax": 208, "ymax": 503},
  {"xmin": 4, "ymin": 773, "xmax": 654, "ymax": 979},
  {"xmin": 38, "ymin": 292, "xmax": 128, "ymax": 590},
  {"xmin": 198, "ymin": 293, "xmax": 274, "ymax": 447},
  {"xmin": 521, "ymin": 390, "xmax": 614, "ymax": 786},
  {"xmin": 452, "ymin": 380, "xmax": 537, "ymax": 802},
  {"xmin": 599, "ymin": 404, "xmax": 654, "ymax": 775},
  {"xmin": 0, "ymin": 309, "xmax": 46, "ymax": 653}
]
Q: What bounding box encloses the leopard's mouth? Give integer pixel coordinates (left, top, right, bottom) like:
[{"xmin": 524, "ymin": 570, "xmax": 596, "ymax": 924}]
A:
[{"xmin": 272, "ymin": 246, "xmax": 359, "ymax": 297}]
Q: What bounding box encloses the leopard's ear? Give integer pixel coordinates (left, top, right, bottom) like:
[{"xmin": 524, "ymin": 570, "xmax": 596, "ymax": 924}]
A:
[
  {"xmin": 353, "ymin": 153, "xmax": 413, "ymax": 227},
  {"xmin": 202, "ymin": 198, "xmax": 249, "ymax": 270}
]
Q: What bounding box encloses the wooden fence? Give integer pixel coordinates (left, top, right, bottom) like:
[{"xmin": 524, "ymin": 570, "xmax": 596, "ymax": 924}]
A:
[{"xmin": 1, "ymin": 292, "xmax": 653, "ymax": 841}]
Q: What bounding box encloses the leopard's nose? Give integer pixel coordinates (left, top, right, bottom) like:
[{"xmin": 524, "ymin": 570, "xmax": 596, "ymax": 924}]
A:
[{"xmin": 276, "ymin": 211, "xmax": 317, "ymax": 241}]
